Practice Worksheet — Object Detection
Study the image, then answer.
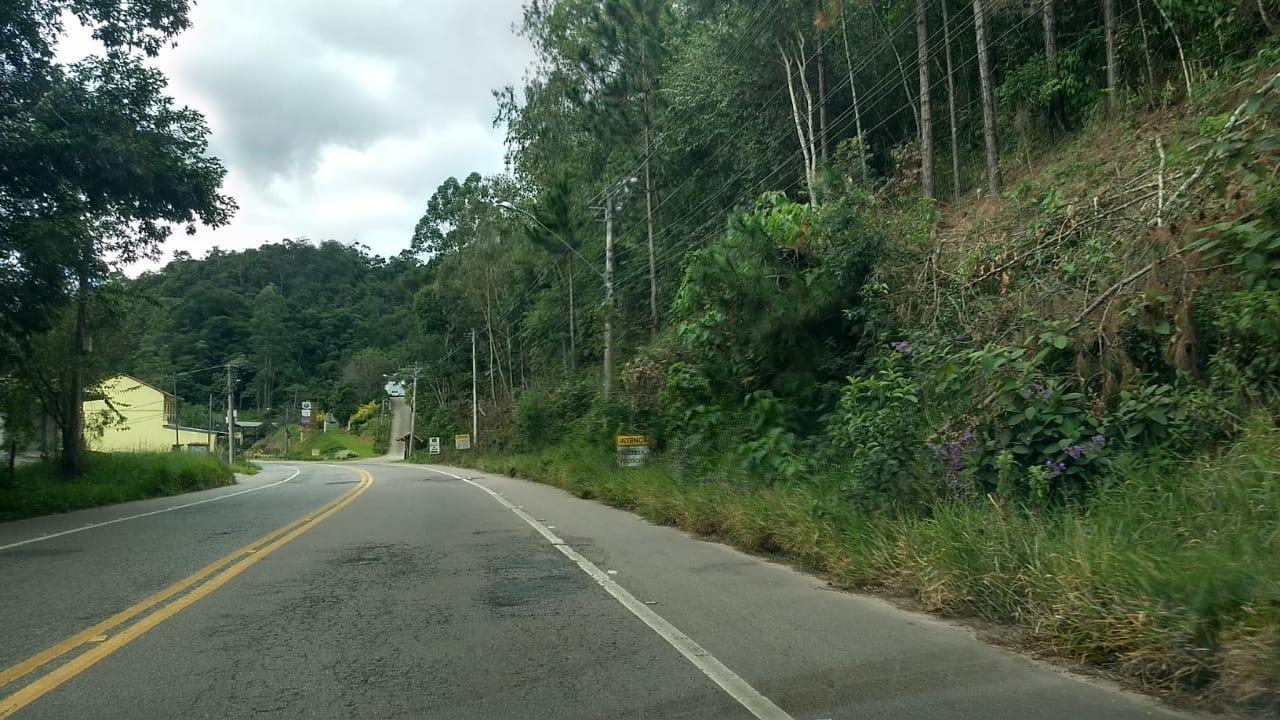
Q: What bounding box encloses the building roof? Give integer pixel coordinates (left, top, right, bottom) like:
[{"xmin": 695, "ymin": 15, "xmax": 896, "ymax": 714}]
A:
[{"xmin": 106, "ymin": 373, "xmax": 173, "ymax": 400}]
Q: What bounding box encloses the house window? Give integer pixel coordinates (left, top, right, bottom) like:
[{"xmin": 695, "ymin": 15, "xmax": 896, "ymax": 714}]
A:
[{"xmin": 165, "ymin": 396, "xmax": 175, "ymax": 425}]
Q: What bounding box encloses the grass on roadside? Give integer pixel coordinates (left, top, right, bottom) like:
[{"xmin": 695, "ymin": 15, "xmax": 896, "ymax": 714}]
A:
[
  {"xmin": 457, "ymin": 421, "xmax": 1280, "ymax": 713},
  {"xmin": 0, "ymin": 452, "xmax": 238, "ymax": 522},
  {"xmin": 280, "ymin": 429, "xmax": 376, "ymax": 461},
  {"xmin": 231, "ymin": 460, "xmax": 261, "ymax": 475}
]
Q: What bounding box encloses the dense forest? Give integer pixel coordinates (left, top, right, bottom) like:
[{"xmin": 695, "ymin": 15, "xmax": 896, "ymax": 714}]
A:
[{"xmin": 2, "ymin": 0, "xmax": 1279, "ymax": 710}]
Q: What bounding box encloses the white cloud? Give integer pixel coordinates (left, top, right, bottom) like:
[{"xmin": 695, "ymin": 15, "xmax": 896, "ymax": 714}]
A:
[{"xmin": 58, "ymin": 0, "xmax": 533, "ymax": 272}]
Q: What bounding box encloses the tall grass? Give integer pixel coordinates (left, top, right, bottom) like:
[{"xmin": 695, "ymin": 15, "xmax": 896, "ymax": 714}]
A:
[
  {"xmin": 0, "ymin": 452, "xmax": 238, "ymax": 522},
  {"xmin": 464, "ymin": 420, "xmax": 1280, "ymax": 712}
]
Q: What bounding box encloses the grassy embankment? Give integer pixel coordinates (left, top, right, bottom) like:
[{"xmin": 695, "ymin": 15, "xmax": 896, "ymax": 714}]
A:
[
  {"xmin": 444, "ymin": 423, "xmax": 1279, "ymax": 713},
  {"xmin": 259, "ymin": 426, "xmax": 379, "ymax": 461},
  {"xmin": 0, "ymin": 452, "xmax": 243, "ymax": 522}
]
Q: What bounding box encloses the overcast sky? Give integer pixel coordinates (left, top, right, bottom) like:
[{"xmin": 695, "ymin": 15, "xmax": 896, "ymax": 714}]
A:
[{"xmin": 59, "ymin": 0, "xmax": 533, "ymax": 272}]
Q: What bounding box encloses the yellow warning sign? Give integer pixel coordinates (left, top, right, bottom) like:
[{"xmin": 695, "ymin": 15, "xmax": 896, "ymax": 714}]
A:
[{"xmin": 615, "ymin": 435, "xmax": 648, "ymax": 448}]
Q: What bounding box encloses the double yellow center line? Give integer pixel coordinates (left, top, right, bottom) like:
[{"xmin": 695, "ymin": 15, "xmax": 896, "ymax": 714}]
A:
[{"xmin": 0, "ymin": 469, "xmax": 373, "ymax": 719}]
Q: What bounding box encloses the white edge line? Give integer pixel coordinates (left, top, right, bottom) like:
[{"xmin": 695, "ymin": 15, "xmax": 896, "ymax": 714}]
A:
[
  {"xmin": 0, "ymin": 466, "xmax": 303, "ymax": 552},
  {"xmin": 424, "ymin": 466, "xmax": 795, "ymax": 720}
]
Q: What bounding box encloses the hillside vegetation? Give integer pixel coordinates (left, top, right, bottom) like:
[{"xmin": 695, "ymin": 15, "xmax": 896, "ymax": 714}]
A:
[{"xmin": 2, "ymin": 0, "xmax": 1277, "ymax": 712}]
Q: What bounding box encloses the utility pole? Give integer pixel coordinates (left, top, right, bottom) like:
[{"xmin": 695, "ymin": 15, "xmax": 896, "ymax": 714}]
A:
[
  {"xmin": 471, "ymin": 329, "xmax": 478, "ymax": 446},
  {"xmin": 173, "ymin": 374, "xmax": 180, "ymax": 450},
  {"xmin": 603, "ymin": 193, "xmax": 615, "ymax": 399},
  {"xmin": 226, "ymin": 363, "xmax": 234, "ymax": 465},
  {"xmin": 408, "ymin": 369, "xmax": 419, "ymax": 458},
  {"xmin": 207, "ymin": 395, "xmax": 213, "ymax": 452},
  {"xmin": 286, "ymin": 387, "xmax": 298, "ymax": 456}
]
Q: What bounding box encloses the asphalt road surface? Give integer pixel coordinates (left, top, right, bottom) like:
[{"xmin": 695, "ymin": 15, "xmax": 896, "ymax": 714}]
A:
[
  {"xmin": 386, "ymin": 396, "xmax": 411, "ymax": 460},
  {"xmin": 0, "ymin": 461, "xmax": 1193, "ymax": 719}
]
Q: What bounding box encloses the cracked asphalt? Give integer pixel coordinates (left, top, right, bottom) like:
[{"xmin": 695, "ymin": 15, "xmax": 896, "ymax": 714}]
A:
[{"xmin": 0, "ymin": 461, "xmax": 1194, "ymax": 719}]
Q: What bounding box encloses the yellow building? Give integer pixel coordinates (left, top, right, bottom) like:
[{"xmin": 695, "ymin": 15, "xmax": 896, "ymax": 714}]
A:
[{"xmin": 83, "ymin": 374, "xmax": 217, "ymax": 453}]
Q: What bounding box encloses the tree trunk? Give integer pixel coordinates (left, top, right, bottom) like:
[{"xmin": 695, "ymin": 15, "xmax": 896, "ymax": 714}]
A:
[
  {"xmin": 973, "ymin": 0, "xmax": 1002, "ymax": 196},
  {"xmin": 1152, "ymin": 0, "xmax": 1194, "ymax": 101},
  {"xmin": 1259, "ymin": 0, "xmax": 1280, "ymax": 35},
  {"xmin": 815, "ymin": 0, "xmax": 829, "ymax": 163},
  {"xmin": 61, "ymin": 266, "xmax": 88, "ymax": 480},
  {"xmin": 780, "ymin": 39, "xmax": 818, "ymax": 207},
  {"xmin": 943, "ymin": 0, "xmax": 961, "ymax": 197},
  {"xmin": 917, "ymin": 0, "xmax": 935, "ymax": 199},
  {"xmin": 1136, "ymin": 0, "xmax": 1157, "ymax": 95},
  {"xmin": 644, "ymin": 149, "xmax": 658, "ymax": 338},
  {"xmin": 1043, "ymin": 0, "xmax": 1066, "ymax": 131},
  {"xmin": 840, "ymin": 11, "xmax": 870, "ymax": 186},
  {"xmin": 506, "ymin": 324, "xmax": 515, "ymax": 401},
  {"xmin": 872, "ymin": 8, "xmax": 920, "ymax": 132},
  {"xmin": 1104, "ymin": 0, "xmax": 1118, "ymax": 111},
  {"xmin": 796, "ymin": 33, "xmax": 820, "ymax": 203},
  {"xmin": 567, "ymin": 254, "xmax": 576, "ymax": 369},
  {"xmin": 482, "ymin": 278, "xmax": 502, "ymax": 398}
]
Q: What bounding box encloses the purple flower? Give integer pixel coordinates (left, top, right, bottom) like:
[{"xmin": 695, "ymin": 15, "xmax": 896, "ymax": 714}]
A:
[
  {"xmin": 1067, "ymin": 444, "xmax": 1085, "ymax": 460},
  {"xmin": 892, "ymin": 340, "xmax": 911, "ymax": 353},
  {"xmin": 1043, "ymin": 459, "xmax": 1066, "ymax": 478},
  {"xmin": 1091, "ymin": 434, "xmax": 1107, "ymax": 449}
]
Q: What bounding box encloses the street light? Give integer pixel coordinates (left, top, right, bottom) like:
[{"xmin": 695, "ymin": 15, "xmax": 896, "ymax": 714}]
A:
[{"xmin": 494, "ymin": 201, "xmax": 606, "ymax": 283}]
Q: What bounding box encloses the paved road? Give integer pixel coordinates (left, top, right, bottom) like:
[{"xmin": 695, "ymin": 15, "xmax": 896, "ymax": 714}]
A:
[
  {"xmin": 386, "ymin": 396, "xmax": 411, "ymax": 460},
  {"xmin": 0, "ymin": 461, "xmax": 1192, "ymax": 719}
]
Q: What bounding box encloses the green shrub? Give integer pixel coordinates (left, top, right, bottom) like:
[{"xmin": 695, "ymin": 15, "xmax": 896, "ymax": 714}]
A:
[
  {"xmin": 1210, "ymin": 288, "xmax": 1280, "ymax": 400},
  {"xmin": 830, "ymin": 351, "xmax": 929, "ymax": 504}
]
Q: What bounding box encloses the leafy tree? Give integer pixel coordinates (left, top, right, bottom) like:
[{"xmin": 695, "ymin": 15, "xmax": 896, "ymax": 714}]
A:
[
  {"xmin": 342, "ymin": 348, "xmax": 394, "ymax": 401},
  {"xmin": 410, "ymin": 173, "xmax": 493, "ymax": 257},
  {"xmin": 2, "ymin": 1, "xmax": 234, "ymax": 476}
]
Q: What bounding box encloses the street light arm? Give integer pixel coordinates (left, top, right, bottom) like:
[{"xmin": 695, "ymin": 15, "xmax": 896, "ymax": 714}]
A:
[{"xmin": 493, "ymin": 201, "xmax": 608, "ymax": 284}]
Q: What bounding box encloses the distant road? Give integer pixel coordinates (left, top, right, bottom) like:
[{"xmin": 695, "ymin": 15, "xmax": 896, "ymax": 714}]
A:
[
  {"xmin": 385, "ymin": 395, "xmax": 411, "ymax": 460},
  {"xmin": 0, "ymin": 462, "xmax": 1192, "ymax": 719}
]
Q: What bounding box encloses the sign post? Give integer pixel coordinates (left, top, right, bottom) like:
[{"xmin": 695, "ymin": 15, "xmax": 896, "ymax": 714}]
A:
[
  {"xmin": 454, "ymin": 434, "xmax": 472, "ymax": 450},
  {"xmin": 615, "ymin": 435, "xmax": 650, "ymax": 467},
  {"xmin": 300, "ymin": 401, "xmax": 313, "ymax": 427},
  {"xmin": 428, "ymin": 437, "xmax": 441, "ymax": 455}
]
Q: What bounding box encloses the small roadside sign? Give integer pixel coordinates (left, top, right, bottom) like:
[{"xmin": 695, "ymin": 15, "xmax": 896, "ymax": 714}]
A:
[
  {"xmin": 300, "ymin": 400, "xmax": 313, "ymax": 427},
  {"xmin": 429, "ymin": 437, "xmax": 441, "ymax": 455},
  {"xmin": 616, "ymin": 435, "xmax": 650, "ymax": 467},
  {"xmin": 454, "ymin": 434, "xmax": 472, "ymax": 450}
]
